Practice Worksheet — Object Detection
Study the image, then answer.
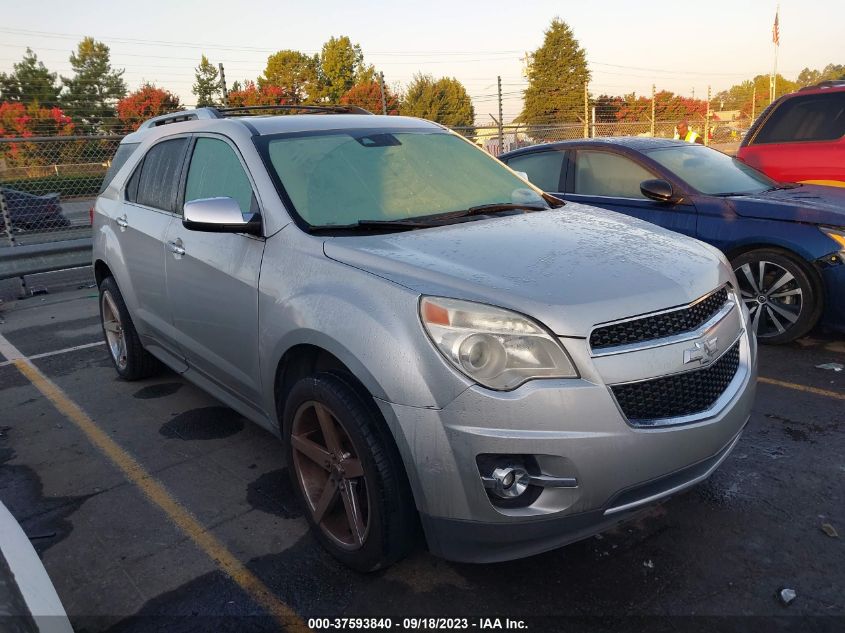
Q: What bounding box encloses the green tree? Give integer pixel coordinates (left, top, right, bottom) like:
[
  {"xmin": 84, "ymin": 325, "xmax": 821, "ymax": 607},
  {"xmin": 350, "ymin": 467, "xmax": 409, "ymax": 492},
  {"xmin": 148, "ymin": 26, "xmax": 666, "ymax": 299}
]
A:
[
  {"xmin": 520, "ymin": 18, "xmax": 590, "ymax": 125},
  {"xmin": 715, "ymin": 74, "xmax": 798, "ymax": 119},
  {"xmin": 400, "ymin": 74, "xmax": 474, "ymax": 127},
  {"xmin": 192, "ymin": 55, "xmax": 221, "ymax": 107},
  {"xmin": 0, "ymin": 48, "xmax": 61, "ymax": 107},
  {"xmin": 796, "ymin": 63, "xmax": 845, "ymax": 87},
  {"xmin": 259, "ymin": 50, "xmax": 319, "ymax": 104},
  {"xmin": 61, "ymin": 37, "xmax": 127, "ymax": 132},
  {"xmin": 319, "ymin": 36, "xmax": 368, "ymax": 102}
]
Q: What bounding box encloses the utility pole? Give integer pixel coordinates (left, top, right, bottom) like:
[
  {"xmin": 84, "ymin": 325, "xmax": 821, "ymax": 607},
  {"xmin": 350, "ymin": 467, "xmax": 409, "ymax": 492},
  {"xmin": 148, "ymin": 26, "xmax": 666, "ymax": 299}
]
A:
[
  {"xmin": 378, "ymin": 72, "xmax": 387, "ymax": 115},
  {"xmin": 497, "ymin": 76, "xmax": 504, "ymax": 154},
  {"xmin": 704, "ymin": 85, "xmax": 711, "ymax": 147},
  {"xmin": 583, "ymin": 81, "xmax": 589, "ymax": 138},
  {"xmin": 751, "ymin": 86, "xmax": 757, "ymax": 121},
  {"xmin": 692, "ymin": 87, "xmax": 695, "ymax": 100},
  {"xmin": 218, "ymin": 63, "xmax": 228, "ymax": 106},
  {"xmin": 591, "ymin": 106, "xmax": 596, "ymax": 138},
  {"xmin": 650, "ymin": 84, "xmax": 656, "ymax": 138}
]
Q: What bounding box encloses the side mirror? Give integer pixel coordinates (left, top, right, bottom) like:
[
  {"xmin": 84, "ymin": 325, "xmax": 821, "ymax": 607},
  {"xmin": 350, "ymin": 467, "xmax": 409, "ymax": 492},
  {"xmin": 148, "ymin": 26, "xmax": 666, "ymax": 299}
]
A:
[
  {"xmin": 183, "ymin": 197, "xmax": 261, "ymax": 235},
  {"xmin": 514, "ymin": 170, "xmax": 530, "ymax": 182},
  {"xmin": 640, "ymin": 179, "xmax": 675, "ymax": 203}
]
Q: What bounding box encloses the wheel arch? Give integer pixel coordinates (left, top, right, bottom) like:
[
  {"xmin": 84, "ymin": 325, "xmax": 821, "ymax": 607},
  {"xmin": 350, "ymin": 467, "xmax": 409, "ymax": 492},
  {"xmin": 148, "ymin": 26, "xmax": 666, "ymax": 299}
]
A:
[
  {"xmin": 724, "ymin": 241, "xmax": 825, "ymax": 299},
  {"xmin": 94, "ymin": 259, "xmax": 113, "ymax": 286}
]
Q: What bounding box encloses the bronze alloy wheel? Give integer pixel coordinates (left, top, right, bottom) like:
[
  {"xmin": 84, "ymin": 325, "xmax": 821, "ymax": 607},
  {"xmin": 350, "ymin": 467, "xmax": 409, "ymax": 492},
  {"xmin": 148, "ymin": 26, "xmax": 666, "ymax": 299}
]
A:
[
  {"xmin": 291, "ymin": 400, "xmax": 370, "ymax": 550},
  {"xmin": 101, "ymin": 289, "xmax": 128, "ymax": 371}
]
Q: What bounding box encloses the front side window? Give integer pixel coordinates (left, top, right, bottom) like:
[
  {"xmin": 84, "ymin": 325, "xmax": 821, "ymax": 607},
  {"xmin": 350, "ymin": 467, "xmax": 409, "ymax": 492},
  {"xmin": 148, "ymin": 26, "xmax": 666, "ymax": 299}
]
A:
[
  {"xmin": 185, "ymin": 137, "xmax": 256, "ymax": 216},
  {"xmin": 134, "ymin": 137, "xmax": 188, "ymax": 212},
  {"xmin": 647, "ymin": 145, "xmax": 775, "ymax": 195},
  {"xmin": 573, "ymin": 151, "xmax": 653, "ymax": 199},
  {"xmin": 752, "ymin": 92, "xmax": 845, "ymax": 144},
  {"xmin": 505, "ymin": 150, "xmax": 566, "ymax": 192},
  {"xmin": 260, "ymin": 129, "xmax": 545, "ymax": 228}
]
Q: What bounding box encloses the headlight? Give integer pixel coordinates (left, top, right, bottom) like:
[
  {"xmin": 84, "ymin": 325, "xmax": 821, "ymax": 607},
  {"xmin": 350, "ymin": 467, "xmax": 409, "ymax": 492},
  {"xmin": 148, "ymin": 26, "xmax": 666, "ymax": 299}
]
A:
[
  {"xmin": 419, "ymin": 296, "xmax": 578, "ymax": 390},
  {"xmin": 821, "ymin": 226, "xmax": 845, "ymax": 254}
]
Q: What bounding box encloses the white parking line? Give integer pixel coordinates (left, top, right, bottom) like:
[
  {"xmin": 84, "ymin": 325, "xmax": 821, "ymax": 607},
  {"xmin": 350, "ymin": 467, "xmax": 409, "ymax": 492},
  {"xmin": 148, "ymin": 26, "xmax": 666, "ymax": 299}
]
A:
[{"xmin": 0, "ymin": 341, "xmax": 104, "ymax": 367}]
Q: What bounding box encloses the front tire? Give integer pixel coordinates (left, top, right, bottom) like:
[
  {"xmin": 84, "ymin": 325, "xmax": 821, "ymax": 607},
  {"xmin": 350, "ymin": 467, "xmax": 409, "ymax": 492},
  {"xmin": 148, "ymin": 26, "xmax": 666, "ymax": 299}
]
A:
[
  {"xmin": 731, "ymin": 248, "xmax": 822, "ymax": 344},
  {"xmin": 99, "ymin": 276, "xmax": 160, "ymax": 380},
  {"xmin": 283, "ymin": 372, "xmax": 416, "ymax": 572}
]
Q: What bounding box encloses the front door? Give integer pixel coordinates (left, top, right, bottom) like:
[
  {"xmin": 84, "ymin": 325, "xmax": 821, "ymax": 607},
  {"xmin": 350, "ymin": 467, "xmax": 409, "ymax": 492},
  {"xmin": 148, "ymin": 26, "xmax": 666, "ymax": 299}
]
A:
[
  {"xmin": 164, "ymin": 135, "xmax": 266, "ymax": 406},
  {"xmin": 564, "ymin": 149, "xmax": 698, "ymax": 238}
]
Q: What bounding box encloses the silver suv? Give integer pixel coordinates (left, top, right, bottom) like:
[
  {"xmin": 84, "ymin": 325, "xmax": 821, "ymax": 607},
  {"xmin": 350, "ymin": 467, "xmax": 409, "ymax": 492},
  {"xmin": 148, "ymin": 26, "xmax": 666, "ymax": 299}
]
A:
[{"xmin": 93, "ymin": 106, "xmax": 757, "ymax": 571}]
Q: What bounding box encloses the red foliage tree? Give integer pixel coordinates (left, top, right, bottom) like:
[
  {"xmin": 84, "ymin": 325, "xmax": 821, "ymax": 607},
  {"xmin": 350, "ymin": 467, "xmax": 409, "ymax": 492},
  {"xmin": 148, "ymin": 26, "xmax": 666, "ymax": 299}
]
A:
[
  {"xmin": 226, "ymin": 81, "xmax": 290, "ymax": 107},
  {"xmin": 0, "ymin": 101, "xmax": 75, "ymax": 165},
  {"xmin": 615, "ymin": 91, "xmax": 707, "ymax": 123},
  {"xmin": 340, "ymin": 81, "xmax": 399, "ymax": 115},
  {"xmin": 116, "ymin": 83, "xmax": 181, "ymax": 133}
]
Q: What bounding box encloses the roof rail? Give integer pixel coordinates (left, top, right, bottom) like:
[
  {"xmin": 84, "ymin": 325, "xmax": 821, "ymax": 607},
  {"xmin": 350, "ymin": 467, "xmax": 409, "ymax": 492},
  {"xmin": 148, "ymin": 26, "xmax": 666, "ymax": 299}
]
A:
[
  {"xmin": 210, "ymin": 104, "xmax": 373, "ymax": 116},
  {"xmin": 134, "ymin": 104, "xmax": 372, "ymax": 133},
  {"xmin": 138, "ymin": 108, "xmax": 221, "ymax": 129},
  {"xmin": 798, "ymin": 79, "xmax": 845, "ymax": 91}
]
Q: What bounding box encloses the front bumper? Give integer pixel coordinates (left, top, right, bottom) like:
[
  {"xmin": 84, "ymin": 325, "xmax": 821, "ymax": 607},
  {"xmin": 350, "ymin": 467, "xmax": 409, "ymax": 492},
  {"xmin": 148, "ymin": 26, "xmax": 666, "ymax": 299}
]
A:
[
  {"xmin": 820, "ymin": 260, "xmax": 845, "ymax": 332},
  {"xmin": 377, "ymin": 326, "xmax": 757, "ymax": 563}
]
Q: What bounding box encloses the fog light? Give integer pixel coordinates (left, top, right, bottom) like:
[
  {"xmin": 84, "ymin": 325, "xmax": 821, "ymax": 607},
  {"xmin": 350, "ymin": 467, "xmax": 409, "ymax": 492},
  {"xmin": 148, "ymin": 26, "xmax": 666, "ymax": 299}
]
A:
[{"xmin": 489, "ymin": 466, "xmax": 529, "ymax": 498}]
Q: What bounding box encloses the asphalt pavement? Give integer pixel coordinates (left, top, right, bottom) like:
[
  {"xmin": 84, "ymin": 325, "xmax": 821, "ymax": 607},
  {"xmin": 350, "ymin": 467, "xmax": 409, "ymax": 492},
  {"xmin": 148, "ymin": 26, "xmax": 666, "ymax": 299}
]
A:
[{"xmin": 0, "ymin": 288, "xmax": 842, "ymax": 633}]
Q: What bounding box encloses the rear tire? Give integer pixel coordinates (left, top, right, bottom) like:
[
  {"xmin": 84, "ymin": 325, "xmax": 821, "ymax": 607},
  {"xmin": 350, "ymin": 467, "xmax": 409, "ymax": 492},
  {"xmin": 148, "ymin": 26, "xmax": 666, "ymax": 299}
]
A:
[
  {"xmin": 731, "ymin": 248, "xmax": 822, "ymax": 344},
  {"xmin": 98, "ymin": 276, "xmax": 160, "ymax": 380},
  {"xmin": 283, "ymin": 372, "xmax": 417, "ymax": 572}
]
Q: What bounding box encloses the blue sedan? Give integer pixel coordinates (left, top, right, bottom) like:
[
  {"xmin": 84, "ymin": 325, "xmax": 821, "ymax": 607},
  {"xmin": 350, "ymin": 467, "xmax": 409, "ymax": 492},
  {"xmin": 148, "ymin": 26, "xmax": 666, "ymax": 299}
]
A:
[{"xmin": 500, "ymin": 138, "xmax": 845, "ymax": 343}]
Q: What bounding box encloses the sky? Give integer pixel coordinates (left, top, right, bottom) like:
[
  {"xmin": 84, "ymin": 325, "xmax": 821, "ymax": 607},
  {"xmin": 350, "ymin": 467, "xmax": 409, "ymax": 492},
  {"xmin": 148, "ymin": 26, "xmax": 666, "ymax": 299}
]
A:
[{"xmin": 1, "ymin": 0, "xmax": 842, "ymax": 124}]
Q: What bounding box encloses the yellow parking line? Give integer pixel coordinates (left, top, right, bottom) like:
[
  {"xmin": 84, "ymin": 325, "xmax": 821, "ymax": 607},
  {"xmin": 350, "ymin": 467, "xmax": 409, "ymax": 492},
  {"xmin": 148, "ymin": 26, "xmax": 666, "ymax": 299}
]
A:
[
  {"xmin": 759, "ymin": 376, "xmax": 845, "ymax": 401},
  {"xmin": 2, "ymin": 336, "xmax": 307, "ymax": 631}
]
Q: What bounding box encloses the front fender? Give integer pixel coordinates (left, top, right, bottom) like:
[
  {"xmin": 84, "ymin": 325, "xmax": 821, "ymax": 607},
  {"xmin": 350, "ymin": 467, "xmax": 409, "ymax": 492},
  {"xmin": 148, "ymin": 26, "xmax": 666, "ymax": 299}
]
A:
[{"xmin": 257, "ymin": 230, "xmax": 472, "ymax": 420}]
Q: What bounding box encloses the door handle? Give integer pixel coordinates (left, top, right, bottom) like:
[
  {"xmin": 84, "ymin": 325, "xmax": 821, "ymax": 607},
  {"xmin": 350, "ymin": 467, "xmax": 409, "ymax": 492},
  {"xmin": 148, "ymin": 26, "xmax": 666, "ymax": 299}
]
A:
[
  {"xmin": 167, "ymin": 238, "xmax": 185, "ymax": 257},
  {"xmin": 116, "ymin": 215, "xmax": 128, "ymax": 230}
]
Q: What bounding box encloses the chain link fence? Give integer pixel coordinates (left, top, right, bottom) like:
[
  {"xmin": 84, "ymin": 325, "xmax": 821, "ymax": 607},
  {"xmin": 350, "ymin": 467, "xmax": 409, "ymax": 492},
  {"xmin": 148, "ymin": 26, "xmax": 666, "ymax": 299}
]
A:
[
  {"xmin": 1, "ymin": 119, "xmax": 748, "ymax": 254},
  {"xmin": 0, "ymin": 136, "xmax": 121, "ymax": 250},
  {"xmin": 454, "ymin": 119, "xmax": 749, "ymax": 156}
]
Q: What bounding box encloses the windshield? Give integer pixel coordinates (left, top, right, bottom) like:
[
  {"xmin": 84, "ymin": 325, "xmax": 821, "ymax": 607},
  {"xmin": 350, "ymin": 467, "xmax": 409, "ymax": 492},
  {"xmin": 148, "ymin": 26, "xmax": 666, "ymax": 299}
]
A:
[
  {"xmin": 646, "ymin": 144, "xmax": 777, "ymax": 195},
  {"xmin": 260, "ymin": 129, "xmax": 546, "ymax": 227}
]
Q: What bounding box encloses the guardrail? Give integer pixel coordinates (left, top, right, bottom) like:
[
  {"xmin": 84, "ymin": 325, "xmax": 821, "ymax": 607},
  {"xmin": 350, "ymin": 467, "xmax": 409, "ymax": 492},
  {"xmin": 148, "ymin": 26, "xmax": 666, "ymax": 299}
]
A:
[{"xmin": 0, "ymin": 238, "xmax": 92, "ymax": 281}]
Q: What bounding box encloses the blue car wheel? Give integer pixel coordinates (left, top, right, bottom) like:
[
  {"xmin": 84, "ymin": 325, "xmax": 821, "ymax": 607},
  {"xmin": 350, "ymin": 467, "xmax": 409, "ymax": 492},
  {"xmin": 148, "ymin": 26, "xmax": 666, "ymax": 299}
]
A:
[{"xmin": 731, "ymin": 248, "xmax": 822, "ymax": 344}]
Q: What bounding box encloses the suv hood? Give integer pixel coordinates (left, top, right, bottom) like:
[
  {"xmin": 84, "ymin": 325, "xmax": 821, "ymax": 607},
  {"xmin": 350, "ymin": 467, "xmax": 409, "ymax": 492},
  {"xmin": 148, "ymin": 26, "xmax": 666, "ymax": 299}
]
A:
[
  {"xmin": 323, "ymin": 205, "xmax": 730, "ymax": 337},
  {"xmin": 727, "ymin": 185, "xmax": 845, "ymax": 226}
]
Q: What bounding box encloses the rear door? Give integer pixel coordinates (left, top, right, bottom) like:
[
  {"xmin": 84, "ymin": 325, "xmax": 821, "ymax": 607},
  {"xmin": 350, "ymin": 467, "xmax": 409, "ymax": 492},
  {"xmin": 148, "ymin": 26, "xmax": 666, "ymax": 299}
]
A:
[
  {"xmin": 740, "ymin": 91, "xmax": 845, "ymax": 185},
  {"xmin": 118, "ymin": 136, "xmax": 190, "ymax": 360},
  {"xmin": 502, "ymin": 148, "xmax": 568, "ymax": 196},
  {"xmin": 164, "ymin": 134, "xmax": 266, "ymax": 407},
  {"xmin": 563, "ymin": 148, "xmax": 698, "ymax": 238}
]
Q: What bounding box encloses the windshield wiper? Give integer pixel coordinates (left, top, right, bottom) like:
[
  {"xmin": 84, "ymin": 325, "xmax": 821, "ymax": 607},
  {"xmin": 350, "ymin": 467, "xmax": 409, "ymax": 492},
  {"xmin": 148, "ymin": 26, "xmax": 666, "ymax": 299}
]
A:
[
  {"xmin": 307, "ymin": 218, "xmax": 442, "ymax": 233},
  {"xmin": 463, "ymin": 202, "xmax": 549, "ymax": 216},
  {"xmin": 306, "ymin": 201, "xmax": 556, "ymax": 234}
]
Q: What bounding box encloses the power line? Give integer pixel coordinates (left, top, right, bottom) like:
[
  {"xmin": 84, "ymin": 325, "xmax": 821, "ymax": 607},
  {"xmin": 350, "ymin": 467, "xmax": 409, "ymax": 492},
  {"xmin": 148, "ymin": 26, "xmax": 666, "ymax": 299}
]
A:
[{"xmin": 0, "ymin": 27, "xmax": 523, "ymax": 57}]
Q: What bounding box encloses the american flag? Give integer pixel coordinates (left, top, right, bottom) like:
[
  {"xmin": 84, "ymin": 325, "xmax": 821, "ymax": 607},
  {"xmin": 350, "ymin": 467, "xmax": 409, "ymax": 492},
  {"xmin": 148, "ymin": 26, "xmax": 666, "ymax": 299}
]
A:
[{"xmin": 772, "ymin": 9, "xmax": 780, "ymax": 45}]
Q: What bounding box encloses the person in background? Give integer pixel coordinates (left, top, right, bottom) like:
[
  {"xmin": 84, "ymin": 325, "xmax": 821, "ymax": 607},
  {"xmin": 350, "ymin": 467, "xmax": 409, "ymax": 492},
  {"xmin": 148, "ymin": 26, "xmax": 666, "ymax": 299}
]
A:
[{"xmin": 674, "ymin": 119, "xmax": 704, "ymax": 144}]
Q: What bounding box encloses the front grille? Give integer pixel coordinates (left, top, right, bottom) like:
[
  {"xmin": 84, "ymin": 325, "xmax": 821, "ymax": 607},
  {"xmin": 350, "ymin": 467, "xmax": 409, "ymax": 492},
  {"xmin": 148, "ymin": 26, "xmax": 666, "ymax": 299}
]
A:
[
  {"xmin": 590, "ymin": 288, "xmax": 729, "ymax": 350},
  {"xmin": 611, "ymin": 340, "xmax": 741, "ymax": 424}
]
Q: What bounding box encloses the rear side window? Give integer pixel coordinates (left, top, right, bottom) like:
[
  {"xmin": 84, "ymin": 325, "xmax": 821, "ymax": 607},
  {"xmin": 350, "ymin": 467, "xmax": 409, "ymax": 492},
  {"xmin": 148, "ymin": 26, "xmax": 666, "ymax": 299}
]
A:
[
  {"xmin": 573, "ymin": 150, "xmax": 654, "ymax": 198},
  {"xmin": 185, "ymin": 138, "xmax": 256, "ymax": 216},
  {"xmin": 504, "ymin": 150, "xmax": 566, "ymax": 192},
  {"xmin": 752, "ymin": 92, "xmax": 845, "ymax": 144},
  {"xmin": 134, "ymin": 138, "xmax": 189, "ymax": 212},
  {"xmin": 99, "ymin": 143, "xmax": 139, "ymax": 195}
]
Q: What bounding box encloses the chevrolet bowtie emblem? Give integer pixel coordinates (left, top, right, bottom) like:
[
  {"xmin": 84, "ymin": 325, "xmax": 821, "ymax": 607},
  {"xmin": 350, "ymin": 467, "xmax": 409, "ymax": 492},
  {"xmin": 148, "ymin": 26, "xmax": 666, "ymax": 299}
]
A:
[{"xmin": 684, "ymin": 337, "xmax": 719, "ymax": 365}]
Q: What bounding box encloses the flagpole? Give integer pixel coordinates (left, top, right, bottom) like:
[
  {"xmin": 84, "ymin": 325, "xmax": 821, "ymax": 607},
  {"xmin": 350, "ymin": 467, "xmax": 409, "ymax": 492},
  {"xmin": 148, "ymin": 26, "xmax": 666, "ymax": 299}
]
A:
[{"xmin": 771, "ymin": 4, "xmax": 779, "ymax": 103}]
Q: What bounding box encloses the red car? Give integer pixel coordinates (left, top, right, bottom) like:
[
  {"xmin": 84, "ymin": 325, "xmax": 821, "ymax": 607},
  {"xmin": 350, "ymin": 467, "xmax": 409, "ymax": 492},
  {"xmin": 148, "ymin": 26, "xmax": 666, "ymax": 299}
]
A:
[{"xmin": 738, "ymin": 80, "xmax": 845, "ymax": 187}]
